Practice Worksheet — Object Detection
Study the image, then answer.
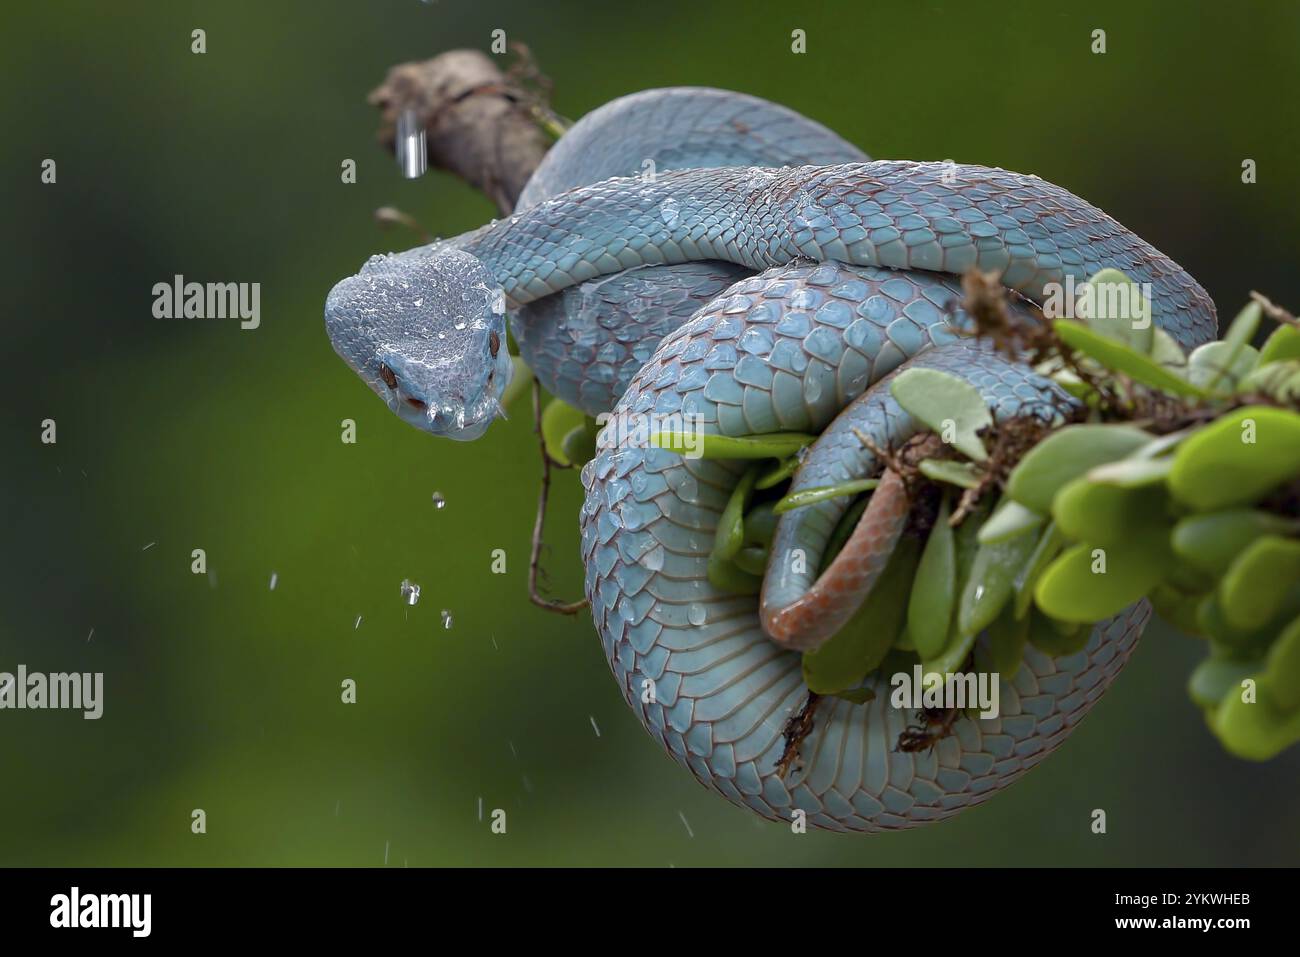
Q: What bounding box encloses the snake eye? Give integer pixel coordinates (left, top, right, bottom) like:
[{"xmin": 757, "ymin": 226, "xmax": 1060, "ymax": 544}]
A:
[
  {"xmin": 488, "ymin": 330, "xmax": 500, "ymax": 358},
  {"xmin": 379, "ymin": 363, "xmax": 397, "ymax": 388}
]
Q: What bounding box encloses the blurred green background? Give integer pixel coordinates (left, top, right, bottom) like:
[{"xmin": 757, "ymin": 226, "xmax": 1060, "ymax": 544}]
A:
[{"xmin": 2, "ymin": 0, "xmax": 1298, "ymax": 866}]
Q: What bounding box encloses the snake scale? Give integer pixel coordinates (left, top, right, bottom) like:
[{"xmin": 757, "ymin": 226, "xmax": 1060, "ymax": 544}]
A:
[{"xmin": 325, "ymin": 88, "xmax": 1217, "ymax": 832}]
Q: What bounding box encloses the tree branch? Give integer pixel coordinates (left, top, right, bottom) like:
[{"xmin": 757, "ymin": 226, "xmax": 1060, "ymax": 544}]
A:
[{"xmin": 368, "ymin": 47, "xmax": 555, "ymax": 215}]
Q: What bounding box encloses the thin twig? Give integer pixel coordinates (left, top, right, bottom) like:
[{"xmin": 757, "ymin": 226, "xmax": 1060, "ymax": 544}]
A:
[
  {"xmin": 776, "ymin": 692, "xmax": 821, "ymax": 780},
  {"xmin": 1251, "ymin": 290, "xmax": 1299, "ymax": 328},
  {"xmin": 528, "ymin": 377, "xmax": 588, "ymax": 615},
  {"xmin": 372, "ymin": 206, "xmax": 432, "ymax": 243}
]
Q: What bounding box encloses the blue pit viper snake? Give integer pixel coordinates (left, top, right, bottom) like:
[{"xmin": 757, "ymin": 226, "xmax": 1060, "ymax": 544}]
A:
[{"xmin": 324, "ymin": 88, "xmax": 1217, "ymax": 832}]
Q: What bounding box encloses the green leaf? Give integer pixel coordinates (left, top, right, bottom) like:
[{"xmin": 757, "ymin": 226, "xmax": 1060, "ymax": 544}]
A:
[
  {"xmin": 1188, "ymin": 655, "xmax": 1262, "ymax": 710},
  {"xmin": 1034, "ymin": 538, "xmax": 1170, "ymax": 623},
  {"xmin": 713, "ymin": 465, "xmax": 759, "ymax": 561},
  {"xmin": 733, "ymin": 545, "xmax": 769, "ymax": 577},
  {"xmin": 1027, "ymin": 609, "xmax": 1092, "ymax": 657},
  {"xmin": 987, "ymin": 604, "xmax": 1031, "ymax": 678},
  {"xmin": 908, "ymin": 495, "xmax": 956, "ymax": 659},
  {"xmin": 741, "ymin": 494, "xmax": 779, "ymax": 570},
  {"xmin": 919, "ymin": 458, "xmax": 983, "ymax": 489},
  {"xmin": 1132, "ymin": 429, "xmax": 1192, "ymax": 460},
  {"xmin": 921, "ymin": 626, "xmax": 980, "ymax": 678},
  {"xmin": 1224, "ymin": 300, "xmax": 1264, "ymax": 351},
  {"xmin": 774, "ymin": 478, "xmax": 880, "ymax": 514},
  {"xmin": 957, "ymin": 522, "xmax": 1041, "ymax": 637},
  {"xmin": 801, "ymin": 536, "xmax": 921, "ymax": 695},
  {"xmin": 1200, "ymin": 301, "xmax": 1262, "ymax": 393},
  {"xmin": 1168, "ymin": 406, "xmax": 1300, "ymax": 510},
  {"xmin": 1218, "ymin": 536, "xmax": 1300, "ymax": 631},
  {"xmin": 1055, "ymin": 319, "xmax": 1209, "ymax": 398},
  {"xmin": 1013, "ymin": 522, "xmax": 1067, "ymax": 620},
  {"xmin": 1151, "ymin": 582, "xmax": 1210, "ymax": 637},
  {"xmin": 1150, "ymin": 328, "xmax": 1189, "ymax": 370},
  {"xmin": 1188, "ymin": 341, "xmax": 1260, "ymax": 394},
  {"xmin": 1263, "ymin": 616, "xmax": 1300, "ymax": 711},
  {"xmin": 978, "ymin": 500, "xmax": 1045, "ymax": 545},
  {"xmin": 1171, "ymin": 508, "xmax": 1299, "ymax": 576},
  {"xmin": 560, "ymin": 421, "xmax": 598, "ymax": 465},
  {"xmin": 1005, "ymin": 423, "xmax": 1153, "ymax": 513},
  {"xmin": 1198, "ymin": 594, "xmax": 1288, "ymax": 657},
  {"xmin": 649, "ymin": 431, "xmax": 816, "ymax": 460},
  {"xmin": 1212, "ymin": 679, "xmax": 1300, "ymax": 761},
  {"xmin": 1238, "ymin": 359, "xmax": 1300, "ymax": 402},
  {"xmin": 1078, "ymin": 267, "xmax": 1154, "ymax": 353},
  {"xmin": 1085, "ymin": 455, "xmax": 1174, "ymax": 488},
  {"xmin": 742, "ymin": 501, "xmax": 779, "ymax": 550},
  {"xmin": 706, "ymin": 552, "xmax": 761, "ymax": 595},
  {"xmin": 1258, "ymin": 324, "xmax": 1300, "ymax": 366},
  {"xmin": 1051, "ymin": 478, "xmax": 1170, "ymax": 546},
  {"xmin": 890, "ymin": 368, "xmax": 992, "ymax": 462},
  {"xmin": 541, "ymin": 398, "xmax": 587, "ymax": 466},
  {"xmin": 928, "ymin": 499, "xmax": 993, "ymax": 668}
]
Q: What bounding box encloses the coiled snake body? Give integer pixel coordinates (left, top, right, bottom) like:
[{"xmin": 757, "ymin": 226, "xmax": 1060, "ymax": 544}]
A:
[{"xmin": 327, "ymin": 89, "xmax": 1217, "ymax": 831}]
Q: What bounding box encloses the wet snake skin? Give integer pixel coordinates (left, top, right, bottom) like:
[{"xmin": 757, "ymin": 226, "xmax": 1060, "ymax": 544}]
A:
[{"xmin": 486, "ymin": 93, "xmax": 1216, "ymax": 830}]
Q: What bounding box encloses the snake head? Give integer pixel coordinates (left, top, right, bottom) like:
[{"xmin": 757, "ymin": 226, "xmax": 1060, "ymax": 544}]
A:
[{"xmin": 324, "ymin": 245, "xmax": 512, "ymax": 441}]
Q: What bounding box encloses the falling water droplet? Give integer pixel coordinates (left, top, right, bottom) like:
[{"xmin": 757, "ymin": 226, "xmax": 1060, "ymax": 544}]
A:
[
  {"xmin": 431, "ymin": 491, "xmax": 446, "ymax": 509},
  {"xmin": 396, "ymin": 109, "xmax": 427, "ymax": 179},
  {"xmin": 269, "ymin": 572, "xmax": 278, "ymax": 591},
  {"xmin": 590, "ymin": 715, "xmax": 601, "ymax": 737},
  {"xmin": 440, "ymin": 609, "xmax": 453, "ymax": 629},
  {"xmin": 400, "ymin": 579, "xmax": 421, "ymax": 606}
]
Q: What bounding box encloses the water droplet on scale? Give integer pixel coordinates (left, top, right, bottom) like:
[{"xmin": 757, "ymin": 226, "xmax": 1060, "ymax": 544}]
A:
[
  {"xmin": 400, "ymin": 579, "xmax": 421, "ymax": 606},
  {"xmin": 440, "ymin": 610, "xmax": 453, "ymax": 630},
  {"xmin": 687, "ymin": 603, "xmax": 707, "ymax": 625},
  {"xmin": 431, "ymin": 491, "xmax": 446, "ymax": 509}
]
